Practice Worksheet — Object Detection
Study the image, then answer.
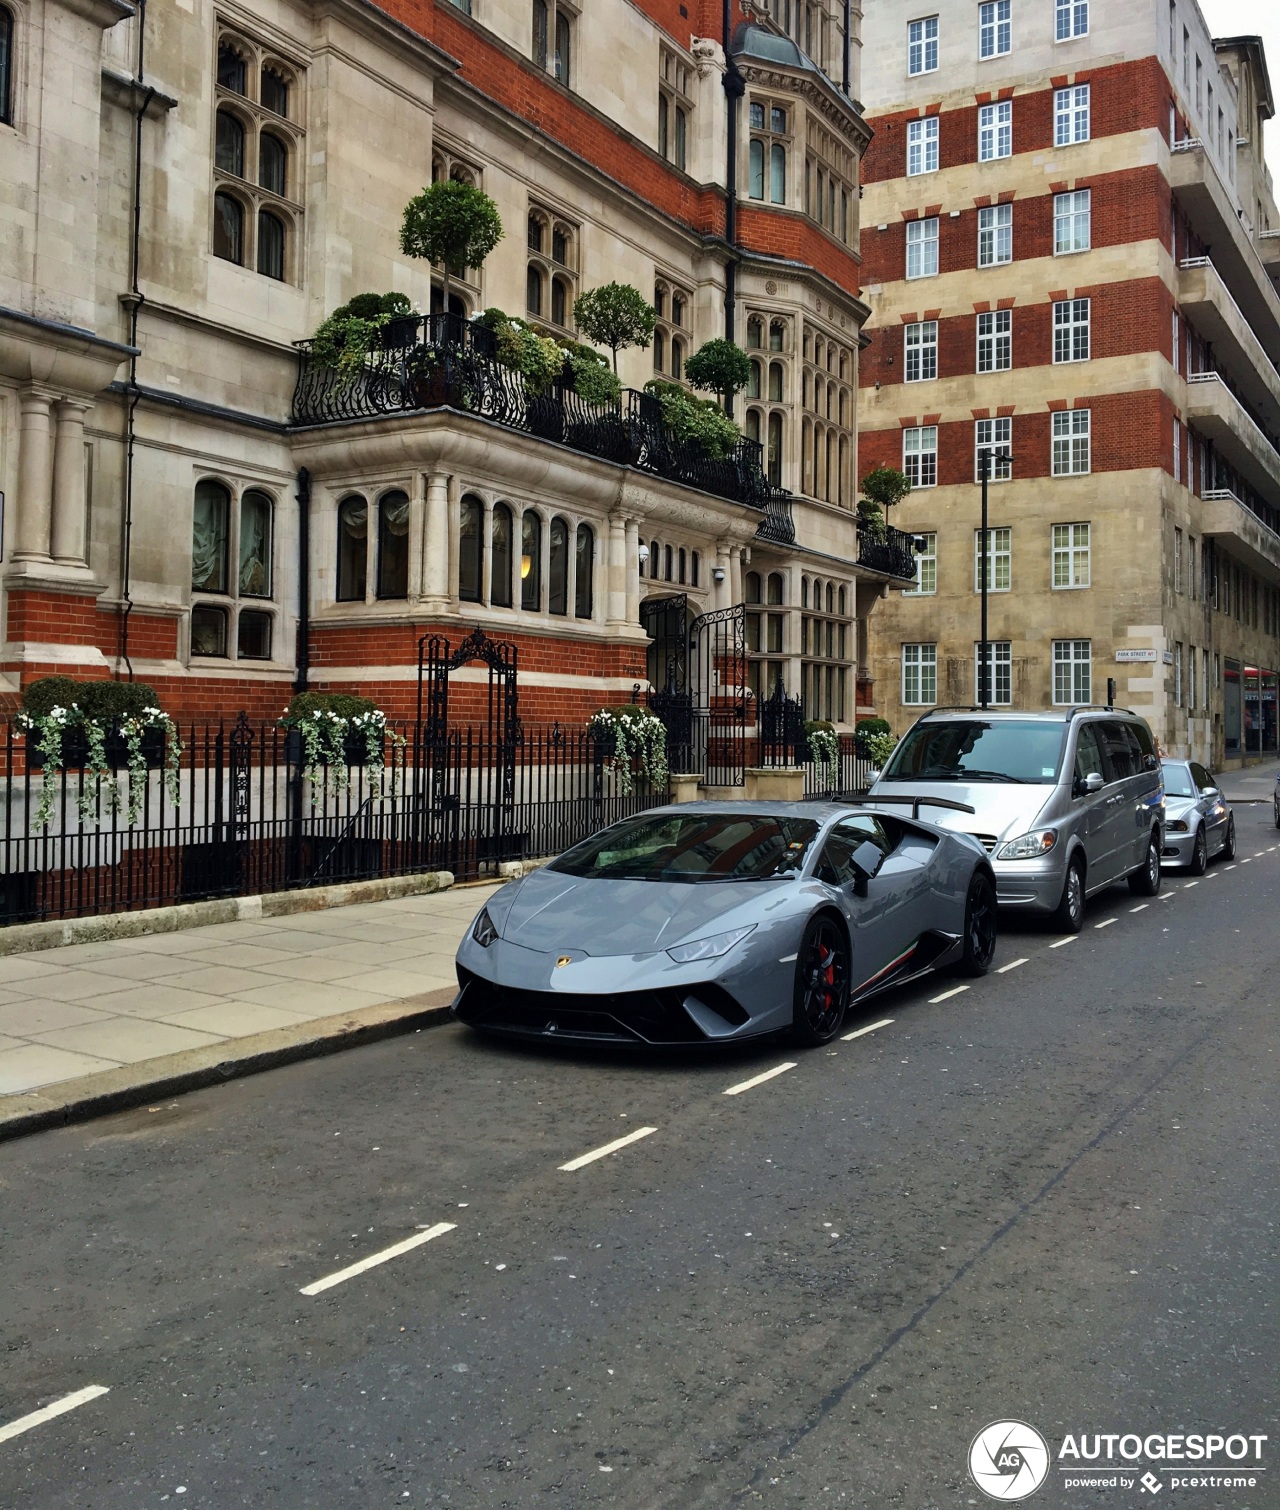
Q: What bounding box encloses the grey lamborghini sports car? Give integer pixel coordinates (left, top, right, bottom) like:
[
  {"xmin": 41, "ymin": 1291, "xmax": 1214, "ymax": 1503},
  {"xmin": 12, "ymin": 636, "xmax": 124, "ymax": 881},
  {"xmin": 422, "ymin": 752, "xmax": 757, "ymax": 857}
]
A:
[{"xmin": 453, "ymin": 801, "xmax": 998, "ymax": 1048}]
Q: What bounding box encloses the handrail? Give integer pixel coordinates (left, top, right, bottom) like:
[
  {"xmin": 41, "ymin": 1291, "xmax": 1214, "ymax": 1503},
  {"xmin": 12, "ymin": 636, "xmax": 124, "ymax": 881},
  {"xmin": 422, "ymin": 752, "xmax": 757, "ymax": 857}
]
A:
[{"xmin": 1178, "ymin": 257, "xmax": 1280, "ymax": 388}]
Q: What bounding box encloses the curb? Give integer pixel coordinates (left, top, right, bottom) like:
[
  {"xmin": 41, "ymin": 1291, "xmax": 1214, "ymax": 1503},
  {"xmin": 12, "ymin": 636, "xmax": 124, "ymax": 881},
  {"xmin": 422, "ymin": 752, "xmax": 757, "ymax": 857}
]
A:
[
  {"xmin": 0, "ymin": 870, "xmax": 456, "ymax": 959},
  {"xmin": 0, "ymin": 987, "xmax": 457, "ymax": 1144}
]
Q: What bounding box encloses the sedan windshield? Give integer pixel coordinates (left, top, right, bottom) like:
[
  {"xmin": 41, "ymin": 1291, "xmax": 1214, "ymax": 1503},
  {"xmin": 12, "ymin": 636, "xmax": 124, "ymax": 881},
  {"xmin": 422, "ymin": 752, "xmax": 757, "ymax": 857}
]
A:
[
  {"xmin": 882, "ymin": 720, "xmax": 1066, "ymax": 784},
  {"xmin": 1161, "ymin": 763, "xmax": 1195, "ymax": 797},
  {"xmin": 548, "ymin": 814, "xmax": 821, "ymax": 882}
]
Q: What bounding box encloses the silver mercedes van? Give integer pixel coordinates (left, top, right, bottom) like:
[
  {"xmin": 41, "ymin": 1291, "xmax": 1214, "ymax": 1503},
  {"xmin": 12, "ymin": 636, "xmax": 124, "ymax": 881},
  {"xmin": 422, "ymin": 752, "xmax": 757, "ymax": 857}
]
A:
[{"xmin": 865, "ymin": 707, "xmax": 1165, "ymax": 932}]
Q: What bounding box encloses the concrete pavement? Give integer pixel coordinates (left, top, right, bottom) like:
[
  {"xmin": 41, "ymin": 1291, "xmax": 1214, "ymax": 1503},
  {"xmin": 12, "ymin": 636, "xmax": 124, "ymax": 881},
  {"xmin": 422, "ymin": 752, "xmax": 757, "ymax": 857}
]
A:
[
  {"xmin": 1218, "ymin": 756, "xmax": 1280, "ymax": 803},
  {"xmin": 0, "ymin": 881, "xmax": 498, "ymax": 1124}
]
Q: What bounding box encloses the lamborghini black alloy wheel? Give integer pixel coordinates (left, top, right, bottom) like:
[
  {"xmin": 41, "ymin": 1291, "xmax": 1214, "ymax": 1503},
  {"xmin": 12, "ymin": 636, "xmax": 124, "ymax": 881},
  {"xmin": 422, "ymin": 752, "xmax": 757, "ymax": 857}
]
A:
[{"xmin": 792, "ymin": 915, "xmax": 850, "ymax": 1047}]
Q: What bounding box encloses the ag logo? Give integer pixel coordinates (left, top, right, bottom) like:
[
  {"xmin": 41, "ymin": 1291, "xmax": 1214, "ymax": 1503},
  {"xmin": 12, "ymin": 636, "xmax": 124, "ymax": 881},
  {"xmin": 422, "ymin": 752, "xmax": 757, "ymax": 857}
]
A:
[{"xmin": 969, "ymin": 1420, "xmax": 1051, "ymax": 1501}]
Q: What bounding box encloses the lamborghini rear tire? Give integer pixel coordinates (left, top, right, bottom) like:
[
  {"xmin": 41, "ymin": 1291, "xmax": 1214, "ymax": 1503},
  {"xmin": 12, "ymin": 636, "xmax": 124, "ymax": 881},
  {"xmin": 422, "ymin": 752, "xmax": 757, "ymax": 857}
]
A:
[
  {"xmin": 791, "ymin": 914, "xmax": 850, "ymax": 1047},
  {"xmin": 957, "ymin": 870, "xmax": 998, "ymax": 976}
]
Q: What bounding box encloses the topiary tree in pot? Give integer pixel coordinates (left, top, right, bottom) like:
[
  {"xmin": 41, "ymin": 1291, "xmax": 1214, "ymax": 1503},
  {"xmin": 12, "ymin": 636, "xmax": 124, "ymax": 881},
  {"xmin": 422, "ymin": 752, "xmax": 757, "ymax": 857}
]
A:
[
  {"xmin": 573, "ymin": 283, "xmax": 657, "ymax": 375},
  {"xmin": 399, "ymin": 181, "xmax": 504, "ymax": 320},
  {"xmin": 684, "ymin": 338, "xmax": 752, "ymax": 413}
]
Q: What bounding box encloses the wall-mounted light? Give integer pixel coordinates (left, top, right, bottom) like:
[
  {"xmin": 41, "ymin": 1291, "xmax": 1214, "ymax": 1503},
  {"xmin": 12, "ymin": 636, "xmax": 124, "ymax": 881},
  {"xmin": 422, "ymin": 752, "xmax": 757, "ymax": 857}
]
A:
[
  {"xmin": 712, "ymin": 566, "xmax": 726, "ymax": 584},
  {"xmin": 520, "ymin": 554, "xmax": 532, "ymax": 579}
]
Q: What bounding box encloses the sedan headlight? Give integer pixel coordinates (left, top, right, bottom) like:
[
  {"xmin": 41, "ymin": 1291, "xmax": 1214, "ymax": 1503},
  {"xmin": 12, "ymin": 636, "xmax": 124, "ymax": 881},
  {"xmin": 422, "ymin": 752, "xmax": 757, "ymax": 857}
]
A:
[
  {"xmin": 997, "ymin": 828, "xmax": 1058, "ymax": 860},
  {"xmin": 1166, "ymin": 818, "xmax": 1189, "ymax": 833},
  {"xmin": 471, "ymin": 907, "xmax": 499, "ymax": 947},
  {"xmin": 666, "ymin": 924, "xmax": 756, "ymax": 964}
]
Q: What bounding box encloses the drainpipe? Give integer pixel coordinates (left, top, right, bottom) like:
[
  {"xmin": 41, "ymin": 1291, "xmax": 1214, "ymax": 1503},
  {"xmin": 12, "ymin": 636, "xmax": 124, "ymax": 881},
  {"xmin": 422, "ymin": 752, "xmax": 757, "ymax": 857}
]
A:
[
  {"xmin": 842, "ymin": 0, "xmax": 851, "ymax": 96},
  {"xmin": 722, "ymin": 0, "xmax": 743, "ymax": 404},
  {"xmin": 293, "ymin": 467, "xmax": 311, "ymax": 693},
  {"xmin": 119, "ymin": 0, "xmax": 152, "ymax": 683}
]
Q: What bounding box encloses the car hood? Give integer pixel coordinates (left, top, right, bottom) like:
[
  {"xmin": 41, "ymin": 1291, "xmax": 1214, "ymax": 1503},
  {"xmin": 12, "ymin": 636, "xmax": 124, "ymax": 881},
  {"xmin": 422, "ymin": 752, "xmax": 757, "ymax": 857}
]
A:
[
  {"xmin": 865, "ymin": 780, "xmax": 1054, "ymax": 842},
  {"xmin": 1163, "ymin": 794, "xmax": 1198, "ymax": 814},
  {"xmin": 489, "ymin": 869, "xmax": 781, "ymax": 956}
]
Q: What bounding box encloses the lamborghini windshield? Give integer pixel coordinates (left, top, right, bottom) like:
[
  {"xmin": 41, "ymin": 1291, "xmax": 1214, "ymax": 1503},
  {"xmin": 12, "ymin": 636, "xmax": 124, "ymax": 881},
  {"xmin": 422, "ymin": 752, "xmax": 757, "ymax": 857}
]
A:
[
  {"xmin": 548, "ymin": 813, "xmax": 821, "ymax": 882},
  {"xmin": 882, "ymin": 720, "xmax": 1067, "ymax": 784}
]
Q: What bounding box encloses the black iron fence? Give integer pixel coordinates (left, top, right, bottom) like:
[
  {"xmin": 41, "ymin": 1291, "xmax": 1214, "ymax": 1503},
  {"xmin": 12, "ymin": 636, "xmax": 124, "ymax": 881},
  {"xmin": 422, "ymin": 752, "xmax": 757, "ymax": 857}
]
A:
[
  {"xmin": 856, "ymin": 522, "xmax": 920, "ymax": 581},
  {"xmin": 291, "ymin": 313, "xmax": 795, "ymax": 544},
  {"xmin": 0, "ymin": 718, "xmax": 668, "ymax": 927}
]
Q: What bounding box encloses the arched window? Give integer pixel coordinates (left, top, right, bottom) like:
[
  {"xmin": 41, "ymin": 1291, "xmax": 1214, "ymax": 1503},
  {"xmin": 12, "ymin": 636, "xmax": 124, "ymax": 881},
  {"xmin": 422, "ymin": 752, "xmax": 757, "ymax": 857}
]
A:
[
  {"xmin": 377, "ymin": 491, "xmax": 410, "ymax": 599},
  {"xmin": 0, "ymin": 6, "xmax": 11, "ymax": 125},
  {"xmin": 801, "ymin": 577, "xmax": 809, "ymax": 609},
  {"xmin": 654, "ymin": 284, "xmax": 666, "ymax": 318},
  {"xmin": 664, "ymin": 544, "xmax": 674, "ymax": 581},
  {"xmin": 658, "ymin": 93, "xmax": 669, "ymax": 158},
  {"xmin": 260, "ymin": 65, "xmax": 288, "ymax": 116},
  {"xmin": 672, "ymin": 294, "xmax": 685, "ymax": 328},
  {"xmin": 213, "ymin": 192, "xmax": 244, "ymax": 264},
  {"xmin": 521, "ymin": 511, "xmax": 542, "ymax": 611},
  {"xmin": 826, "ymin": 432, "xmax": 837, "ymax": 503},
  {"xmin": 459, "ymin": 495, "xmax": 483, "ymax": 603},
  {"xmin": 257, "ymin": 211, "xmax": 285, "ymax": 280},
  {"xmin": 826, "ymin": 582, "xmax": 835, "ymax": 613},
  {"xmin": 491, "ymin": 503, "xmax": 513, "ymax": 608},
  {"xmin": 747, "ymin": 360, "xmax": 761, "ymax": 399},
  {"xmin": 691, "ymin": 551, "xmax": 700, "ymax": 587},
  {"xmin": 802, "ymin": 418, "xmax": 813, "ymax": 493},
  {"xmin": 336, "ymin": 495, "xmax": 368, "ymax": 602},
  {"xmin": 526, "ymin": 265, "xmax": 543, "ymax": 316},
  {"xmin": 671, "ymin": 338, "xmax": 684, "ymax": 379},
  {"xmin": 748, "ymin": 139, "xmax": 764, "ymax": 200},
  {"xmin": 532, "ymin": 0, "xmax": 548, "ymax": 69},
  {"xmin": 259, "ymin": 132, "xmax": 287, "ymax": 195},
  {"xmin": 747, "ymin": 317, "xmax": 763, "ymax": 349},
  {"xmin": 745, "ymin": 409, "xmax": 761, "ymax": 444},
  {"xmin": 239, "ymin": 490, "xmax": 273, "ymax": 596},
  {"xmin": 838, "ymin": 436, "xmax": 850, "ymax": 505},
  {"xmin": 769, "ymin": 362, "xmax": 784, "ymax": 401},
  {"xmin": 575, "ymin": 524, "xmax": 594, "ymax": 618},
  {"xmin": 770, "ymin": 143, "xmax": 786, "ymax": 203},
  {"xmin": 678, "ymin": 547, "xmax": 687, "ymax": 584},
  {"xmin": 551, "ymin": 276, "xmax": 569, "ymax": 327},
  {"xmin": 215, "ymin": 111, "xmax": 244, "ymax": 176},
  {"xmin": 770, "ymin": 319, "xmax": 786, "ymax": 351},
  {"xmin": 654, "ymin": 329, "xmax": 666, "ymax": 372},
  {"xmin": 838, "ymin": 585, "xmax": 847, "ymax": 615},
  {"xmin": 217, "ymin": 42, "xmax": 247, "ymax": 94},
  {"xmin": 552, "ymin": 225, "xmax": 569, "ymax": 264},
  {"xmin": 674, "ymin": 107, "xmax": 687, "ymax": 171},
  {"xmin": 767, "ymin": 572, "xmax": 784, "ymax": 605},
  {"xmin": 554, "ymin": 10, "xmax": 571, "ymax": 83},
  {"xmin": 548, "ymin": 516, "xmax": 570, "ymax": 615},
  {"xmin": 527, "ymin": 212, "xmax": 544, "ymax": 253},
  {"xmin": 767, "ymin": 412, "xmax": 783, "ymax": 485},
  {"xmin": 745, "ymin": 571, "xmax": 762, "ymax": 603},
  {"xmin": 192, "ymin": 480, "xmax": 231, "ymax": 593}
]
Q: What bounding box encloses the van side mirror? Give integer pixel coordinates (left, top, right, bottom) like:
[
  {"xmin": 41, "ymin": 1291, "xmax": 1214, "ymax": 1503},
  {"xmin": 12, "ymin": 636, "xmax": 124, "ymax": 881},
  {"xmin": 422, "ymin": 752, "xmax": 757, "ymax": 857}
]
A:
[
  {"xmin": 1143, "ymin": 754, "xmax": 1158, "ymax": 771},
  {"xmin": 1075, "ymin": 771, "xmax": 1105, "ymax": 797}
]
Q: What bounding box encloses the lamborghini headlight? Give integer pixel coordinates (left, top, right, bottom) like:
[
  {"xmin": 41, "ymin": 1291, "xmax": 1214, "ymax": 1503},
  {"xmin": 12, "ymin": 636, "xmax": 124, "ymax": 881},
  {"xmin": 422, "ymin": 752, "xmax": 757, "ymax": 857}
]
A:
[
  {"xmin": 666, "ymin": 924, "xmax": 756, "ymax": 964},
  {"xmin": 997, "ymin": 828, "xmax": 1058, "ymax": 860},
  {"xmin": 471, "ymin": 907, "xmax": 499, "ymax": 947}
]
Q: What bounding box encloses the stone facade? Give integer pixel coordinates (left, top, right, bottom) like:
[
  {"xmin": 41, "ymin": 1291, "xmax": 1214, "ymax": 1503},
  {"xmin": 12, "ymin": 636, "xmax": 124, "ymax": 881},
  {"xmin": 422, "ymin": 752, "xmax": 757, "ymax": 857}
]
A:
[
  {"xmin": 859, "ymin": 0, "xmax": 1280, "ymax": 766},
  {"xmin": 0, "ymin": 0, "xmax": 901, "ymax": 730}
]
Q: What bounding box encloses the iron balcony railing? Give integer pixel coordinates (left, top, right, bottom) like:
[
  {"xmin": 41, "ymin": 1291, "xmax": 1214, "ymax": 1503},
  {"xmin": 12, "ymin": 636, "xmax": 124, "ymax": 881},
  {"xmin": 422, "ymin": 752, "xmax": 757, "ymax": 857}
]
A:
[
  {"xmin": 856, "ymin": 522, "xmax": 919, "ymax": 581},
  {"xmin": 291, "ymin": 313, "xmax": 795, "ymax": 543}
]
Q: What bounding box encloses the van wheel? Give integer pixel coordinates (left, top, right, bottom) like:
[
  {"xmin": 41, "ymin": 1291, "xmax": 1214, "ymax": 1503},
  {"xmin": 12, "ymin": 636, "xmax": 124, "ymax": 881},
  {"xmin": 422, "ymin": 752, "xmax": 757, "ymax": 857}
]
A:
[
  {"xmin": 1051, "ymin": 858, "xmax": 1085, "ymax": 934},
  {"xmin": 1129, "ymin": 832, "xmax": 1162, "ymax": 896}
]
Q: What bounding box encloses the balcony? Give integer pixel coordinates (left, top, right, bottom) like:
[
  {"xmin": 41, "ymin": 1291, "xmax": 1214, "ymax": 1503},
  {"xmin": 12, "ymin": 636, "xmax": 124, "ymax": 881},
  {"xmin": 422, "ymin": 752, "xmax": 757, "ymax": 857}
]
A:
[
  {"xmin": 292, "ymin": 314, "xmax": 794, "ymax": 545},
  {"xmin": 1169, "ymin": 141, "xmax": 1280, "ymax": 351},
  {"xmin": 1178, "ymin": 258, "xmax": 1280, "ymax": 436},
  {"xmin": 1199, "ymin": 487, "xmax": 1280, "ymax": 583},
  {"xmin": 1185, "ymin": 371, "xmax": 1280, "ymax": 506},
  {"xmin": 855, "ymin": 522, "xmax": 919, "ymax": 581}
]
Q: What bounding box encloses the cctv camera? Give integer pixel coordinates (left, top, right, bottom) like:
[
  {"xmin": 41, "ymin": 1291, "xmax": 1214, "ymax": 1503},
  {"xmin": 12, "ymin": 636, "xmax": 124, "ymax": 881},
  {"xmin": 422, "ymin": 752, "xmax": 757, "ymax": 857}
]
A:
[
  {"xmin": 637, "ymin": 544, "xmax": 650, "ymax": 564},
  {"xmin": 712, "ymin": 566, "xmax": 727, "ymax": 583}
]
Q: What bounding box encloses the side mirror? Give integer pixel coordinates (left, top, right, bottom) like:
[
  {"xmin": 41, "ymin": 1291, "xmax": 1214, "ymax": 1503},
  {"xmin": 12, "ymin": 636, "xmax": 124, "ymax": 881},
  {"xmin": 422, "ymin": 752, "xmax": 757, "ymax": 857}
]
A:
[
  {"xmin": 848, "ymin": 840, "xmax": 885, "ymax": 894},
  {"xmin": 1143, "ymin": 754, "xmax": 1158, "ymax": 771},
  {"xmin": 1075, "ymin": 771, "xmax": 1105, "ymax": 797},
  {"xmin": 1201, "ymin": 785, "xmax": 1219, "ymax": 800}
]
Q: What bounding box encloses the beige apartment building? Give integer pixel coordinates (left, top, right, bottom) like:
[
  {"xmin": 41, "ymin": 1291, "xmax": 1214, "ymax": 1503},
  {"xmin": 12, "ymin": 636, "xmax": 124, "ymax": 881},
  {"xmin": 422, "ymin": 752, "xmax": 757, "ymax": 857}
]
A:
[
  {"xmin": 0, "ymin": 0, "xmax": 911, "ymax": 746},
  {"xmin": 858, "ymin": 0, "xmax": 1280, "ymax": 765}
]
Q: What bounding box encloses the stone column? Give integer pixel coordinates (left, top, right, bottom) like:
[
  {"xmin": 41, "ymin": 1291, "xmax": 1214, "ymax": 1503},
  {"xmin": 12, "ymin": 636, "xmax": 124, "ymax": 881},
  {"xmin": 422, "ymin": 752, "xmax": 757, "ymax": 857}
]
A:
[
  {"xmin": 13, "ymin": 390, "xmax": 55, "ymax": 562},
  {"xmin": 481, "ymin": 497, "xmax": 494, "ymax": 606},
  {"xmin": 729, "ymin": 544, "xmax": 745, "ymax": 607},
  {"xmin": 50, "ymin": 400, "xmax": 92, "ymax": 565},
  {"xmin": 406, "ymin": 474, "xmax": 426, "ymax": 602},
  {"xmin": 624, "ymin": 519, "xmax": 640, "ymax": 627},
  {"xmin": 714, "ymin": 541, "xmax": 732, "ymax": 610},
  {"xmin": 606, "ymin": 514, "xmax": 627, "ymax": 626},
  {"xmin": 566, "ymin": 519, "xmax": 579, "ymax": 626},
  {"xmin": 422, "ymin": 471, "xmax": 451, "ymax": 610}
]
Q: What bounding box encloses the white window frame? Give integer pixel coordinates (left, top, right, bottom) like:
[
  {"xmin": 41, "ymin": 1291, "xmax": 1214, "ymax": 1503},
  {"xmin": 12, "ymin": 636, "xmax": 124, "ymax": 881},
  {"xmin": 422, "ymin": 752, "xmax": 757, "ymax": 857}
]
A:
[
  {"xmin": 976, "ymin": 309, "xmax": 1012, "ymax": 372},
  {"xmin": 1052, "ymin": 639, "xmax": 1091, "ymax": 704},
  {"xmin": 906, "ymin": 216, "xmax": 939, "ymax": 278},
  {"xmin": 978, "ymin": 0, "xmax": 1011, "ymax": 59},
  {"xmin": 903, "ymin": 425, "xmax": 938, "ymax": 488},
  {"xmin": 1173, "ymin": 416, "xmax": 1181, "ymax": 482},
  {"xmin": 1054, "ymin": 84, "xmax": 1090, "ymax": 145},
  {"xmin": 975, "ymin": 417, "xmax": 1012, "ymax": 480},
  {"xmin": 1174, "ymin": 526, "xmax": 1183, "ymax": 592},
  {"xmin": 1053, "ymin": 188, "xmax": 1091, "ymax": 254},
  {"xmin": 977, "ymin": 203, "xmax": 1012, "ymax": 266},
  {"xmin": 1052, "ymin": 297, "xmax": 1090, "ymax": 363},
  {"xmin": 908, "ymin": 16, "xmax": 939, "ymax": 75},
  {"xmin": 1051, "ymin": 409, "xmax": 1091, "ymax": 475},
  {"xmin": 1051, "ymin": 521, "xmax": 1090, "ymax": 588},
  {"xmin": 1054, "ymin": 0, "xmax": 1088, "ymax": 42},
  {"xmin": 978, "ymin": 100, "xmax": 1012, "ymax": 161},
  {"xmin": 974, "ymin": 525, "xmax": 1012, "ymax": 592},
  {"xmin": 975, "ymin": 641, "xmax": 1013, "ymax": 704},
  {"xmin": 903, "ymin": 642, "xmax": 938, "ymax": 705},
  {"xmin": 904, "ymin": 319, "xmax": 939, "ymax": 382},
  {"xmin": 906, "ymin": 116, "xmax": 940, "ymax": 175},
  {"xmin": 904, "ymin": 531, "xmax": 937, "ymax": 594}
]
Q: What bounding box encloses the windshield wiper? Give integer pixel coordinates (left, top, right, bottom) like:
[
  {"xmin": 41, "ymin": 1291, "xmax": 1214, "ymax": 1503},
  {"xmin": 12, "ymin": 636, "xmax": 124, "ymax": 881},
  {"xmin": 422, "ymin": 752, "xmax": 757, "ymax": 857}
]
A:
[{"xmin": 955, "ymin": 769, "xmax": 1030, "ymax": 783}]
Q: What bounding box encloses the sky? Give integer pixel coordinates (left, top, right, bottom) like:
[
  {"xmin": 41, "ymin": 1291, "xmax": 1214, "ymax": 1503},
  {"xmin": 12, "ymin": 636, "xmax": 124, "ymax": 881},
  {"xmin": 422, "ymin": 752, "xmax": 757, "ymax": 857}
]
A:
[{"xmin": 1199, "ymin": 0, "xmax": 1280, "ymax": 179}]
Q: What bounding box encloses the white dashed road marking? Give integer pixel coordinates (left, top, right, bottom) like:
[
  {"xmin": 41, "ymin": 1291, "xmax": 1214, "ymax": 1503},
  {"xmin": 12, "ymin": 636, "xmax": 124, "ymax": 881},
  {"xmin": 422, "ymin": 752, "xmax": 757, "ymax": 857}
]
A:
[
  {"xmin": 996, "ymin": 958, "xmax": 1028, "ymax": 973},
  {"xmin": 1129, "ymin": 904, "xmax": 1148, "ymax": 913},
  {"xmin": 929, "ymin": 985, "xmax": 969, "ymax": 1004},
  {"xmin": 841, "ymin": 1018, "xmax": 894, "ymax": 1042},
  {"xmin": 1050, "ymin": 936, "xmax": 1077, "ymax": 948},
  {"xmin": 300, "ymin": 1223, "xmax": 456, "ymax": 1295},
  {"xmin": 1094, "ymin": 918, "xmax": 1117, "ymax": 928},
  {"xmin": 559, "ymin": 1127, "xmax": 657, "ymax": 1171},
  {"xmin": 723, "ymin": 1063, "xmax": 797, "ymax": 1096},
  {"xmin": 0, "ymin": 1387, "xmax": 111, "ymax": 1447},
  {"xmin": 1183, "ymin": 881, "xmax": 1199, "ymax": 889}
]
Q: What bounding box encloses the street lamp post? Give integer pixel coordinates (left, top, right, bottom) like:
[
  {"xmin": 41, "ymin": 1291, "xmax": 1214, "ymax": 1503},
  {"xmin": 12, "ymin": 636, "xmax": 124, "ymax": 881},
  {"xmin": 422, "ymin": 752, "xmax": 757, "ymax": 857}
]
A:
[{"xmin": 977, "ymin": 445, "xmax": 1011, "ymax": 710}]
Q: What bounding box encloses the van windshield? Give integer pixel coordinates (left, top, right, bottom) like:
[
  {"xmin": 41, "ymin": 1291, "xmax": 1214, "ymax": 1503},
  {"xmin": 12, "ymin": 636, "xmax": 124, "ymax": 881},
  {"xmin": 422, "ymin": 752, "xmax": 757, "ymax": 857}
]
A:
[{"xmin": 882, "ymin": 720, "xmax": 1066, "ymax": 784}]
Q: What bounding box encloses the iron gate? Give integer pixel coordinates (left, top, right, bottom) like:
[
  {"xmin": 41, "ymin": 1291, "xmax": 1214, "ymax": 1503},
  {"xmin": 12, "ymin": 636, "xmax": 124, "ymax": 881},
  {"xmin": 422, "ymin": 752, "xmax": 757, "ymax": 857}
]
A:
[
  {"xmin": 640, "ymin": 594, "xmax": 694, "ymax": 772},
  {"xmin": 759, "ymin": 681, "xmax": 806, "ymax": 766},
  {"xmin": 690, "ymin": 604, "xmax": 749, "ymax": 787}
]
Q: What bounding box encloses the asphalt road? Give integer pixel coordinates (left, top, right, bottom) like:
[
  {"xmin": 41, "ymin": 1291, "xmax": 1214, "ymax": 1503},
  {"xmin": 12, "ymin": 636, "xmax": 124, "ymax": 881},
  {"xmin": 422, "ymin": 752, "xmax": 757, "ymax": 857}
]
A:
[{"xmin": 1, "ymin": 807, "xmax": 1277, "ymax": 1510}]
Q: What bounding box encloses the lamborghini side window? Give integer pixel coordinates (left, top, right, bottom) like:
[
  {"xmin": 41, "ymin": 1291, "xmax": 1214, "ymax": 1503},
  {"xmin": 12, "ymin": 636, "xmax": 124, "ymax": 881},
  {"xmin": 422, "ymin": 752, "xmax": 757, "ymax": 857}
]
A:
[{"xmin": 816, "ymin": 817, "xmax": 896, "ymax": 884}]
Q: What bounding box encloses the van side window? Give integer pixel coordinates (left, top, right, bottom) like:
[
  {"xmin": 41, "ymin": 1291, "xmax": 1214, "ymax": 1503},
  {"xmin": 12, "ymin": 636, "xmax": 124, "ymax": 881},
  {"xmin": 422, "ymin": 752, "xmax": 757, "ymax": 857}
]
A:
[
  {"xmin": 1074, "ymin": 724, "xmax": 1105, "ymax": 783},
  {"xmin": 1129, "ymin": 720, "xmax": 1156, "ymax": 761},
  {"xmin": 1099, "ymin": 721, "xmax": 1137, "ymax": 780}
]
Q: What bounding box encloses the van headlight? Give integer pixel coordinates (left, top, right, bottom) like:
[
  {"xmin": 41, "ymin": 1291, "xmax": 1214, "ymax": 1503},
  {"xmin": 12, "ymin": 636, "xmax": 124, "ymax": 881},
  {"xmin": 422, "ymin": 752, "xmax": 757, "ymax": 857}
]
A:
[{"xmin": 997, "ymin": 828, "xmax": 1058, "ymax": 860}]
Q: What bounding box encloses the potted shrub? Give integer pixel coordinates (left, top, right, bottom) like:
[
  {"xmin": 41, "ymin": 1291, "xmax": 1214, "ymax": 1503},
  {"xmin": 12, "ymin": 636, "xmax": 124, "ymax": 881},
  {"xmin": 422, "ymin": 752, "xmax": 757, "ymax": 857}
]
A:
[
  {"xmin": 310, "ymin": 292, "xmax": 415, "ymax": 381},
  {"xmin": 280, "ymin": 692, "xmax": 402, "ymax": 801},
  {"xmin": 804, "ymin": 719, "xmax": 840, "ymax": 784},
  {"xmin": 588, "ymin": 704, "xmax": 669, "ymax": 796},
  {"xmin": 643, "ymin": 380, "xmax": 740, "ymax": 459}
]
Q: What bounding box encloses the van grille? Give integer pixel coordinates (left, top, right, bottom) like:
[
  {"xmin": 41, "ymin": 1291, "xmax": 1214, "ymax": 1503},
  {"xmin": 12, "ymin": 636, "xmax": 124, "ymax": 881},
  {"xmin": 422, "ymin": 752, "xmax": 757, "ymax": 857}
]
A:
[{"xmin": 970, "ymin": 833, "xmax": 999, "ymax": 854}]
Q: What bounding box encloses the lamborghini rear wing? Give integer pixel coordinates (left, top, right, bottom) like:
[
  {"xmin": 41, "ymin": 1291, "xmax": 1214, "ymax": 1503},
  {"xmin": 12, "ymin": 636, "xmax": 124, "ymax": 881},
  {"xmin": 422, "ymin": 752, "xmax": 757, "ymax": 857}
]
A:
[{"xmin": 853, "ymin": 794, "xmax": 977, "ymax": 820}]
